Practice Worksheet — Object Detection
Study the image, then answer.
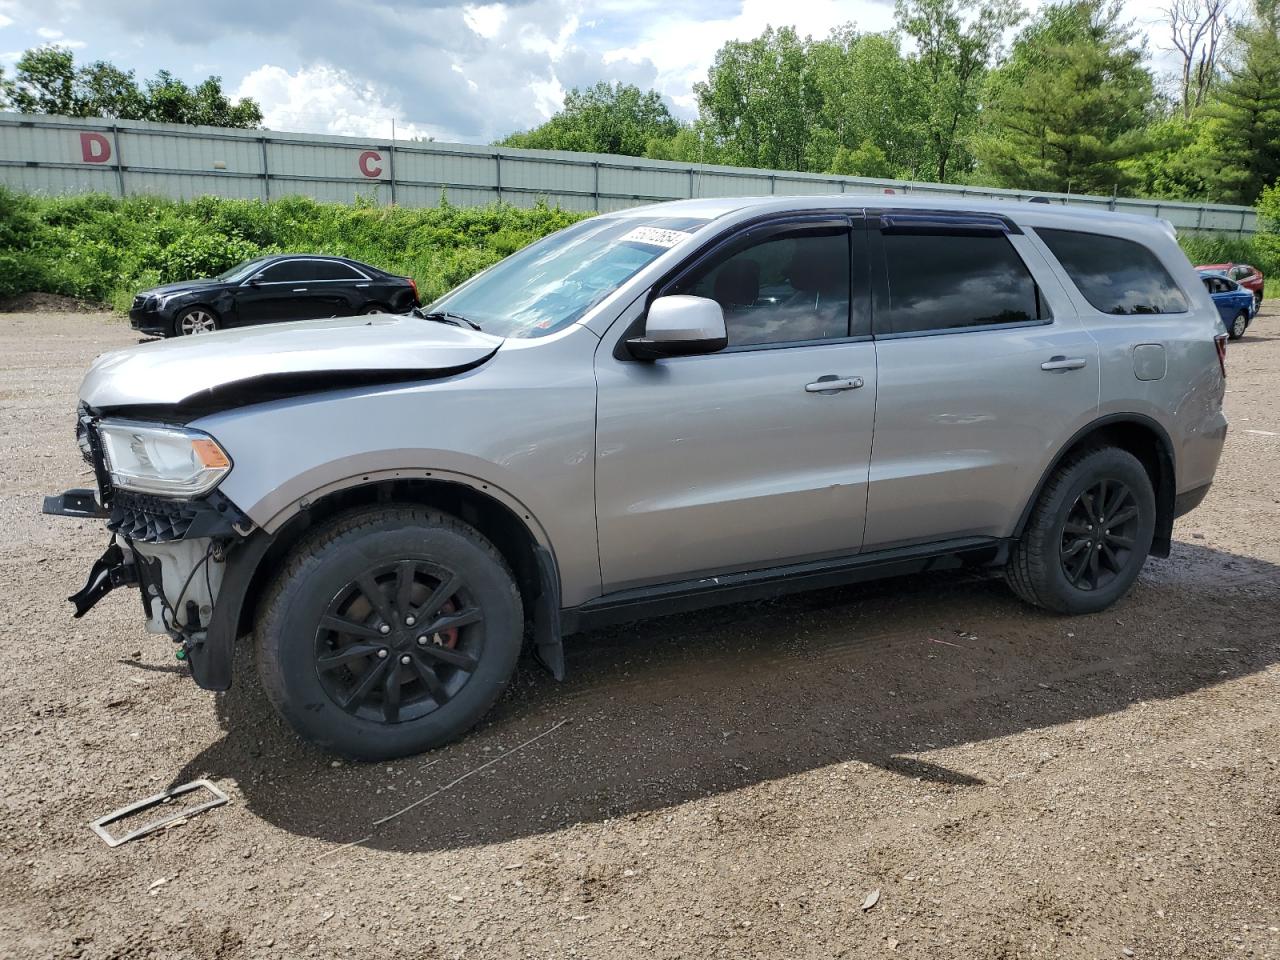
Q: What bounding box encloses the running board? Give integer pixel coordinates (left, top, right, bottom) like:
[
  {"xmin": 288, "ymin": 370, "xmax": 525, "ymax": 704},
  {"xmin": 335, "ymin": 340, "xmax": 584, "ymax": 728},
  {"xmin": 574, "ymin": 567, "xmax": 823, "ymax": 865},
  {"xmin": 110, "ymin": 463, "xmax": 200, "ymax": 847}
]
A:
[{"xmin": 562, "ymin": 536, "xmax": 1009, "ymax": 634}]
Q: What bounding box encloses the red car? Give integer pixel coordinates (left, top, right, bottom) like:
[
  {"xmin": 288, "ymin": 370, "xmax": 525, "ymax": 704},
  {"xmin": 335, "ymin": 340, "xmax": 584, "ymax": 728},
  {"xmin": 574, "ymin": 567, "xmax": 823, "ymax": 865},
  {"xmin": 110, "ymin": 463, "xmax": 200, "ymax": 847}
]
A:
[{"xmin": 1196, "ymin": 262, "xmax": 1264, "ymax": 310}]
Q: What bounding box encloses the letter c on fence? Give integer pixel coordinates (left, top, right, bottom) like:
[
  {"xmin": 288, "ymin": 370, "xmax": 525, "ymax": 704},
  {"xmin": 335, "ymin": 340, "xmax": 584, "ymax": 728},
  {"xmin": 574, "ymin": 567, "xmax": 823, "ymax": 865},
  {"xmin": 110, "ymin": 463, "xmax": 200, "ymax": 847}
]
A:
[
  {"xmin": 358, "ymin": 150, "xmax": 383, "ymax": 178},
  {"xmin": 80, "ymin": 132, "xmax": 112, "ymax": 163}
]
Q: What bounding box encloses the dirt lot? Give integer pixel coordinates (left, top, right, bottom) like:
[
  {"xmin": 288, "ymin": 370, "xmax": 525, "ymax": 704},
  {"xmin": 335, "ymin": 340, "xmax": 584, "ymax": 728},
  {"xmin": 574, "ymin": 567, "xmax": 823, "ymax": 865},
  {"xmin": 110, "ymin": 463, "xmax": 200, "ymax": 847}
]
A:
[{"xmin": 1, "ymin": 309, "xmax": 1277, "ymax": 960}]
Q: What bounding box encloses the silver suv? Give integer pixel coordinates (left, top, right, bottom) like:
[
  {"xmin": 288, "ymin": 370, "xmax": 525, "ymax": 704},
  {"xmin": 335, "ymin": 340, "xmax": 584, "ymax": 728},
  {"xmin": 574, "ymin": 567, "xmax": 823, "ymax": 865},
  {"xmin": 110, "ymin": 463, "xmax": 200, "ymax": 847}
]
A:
[{"xmin": 45, "ymin": 196, "xmax": 1228, "ymax": 759}]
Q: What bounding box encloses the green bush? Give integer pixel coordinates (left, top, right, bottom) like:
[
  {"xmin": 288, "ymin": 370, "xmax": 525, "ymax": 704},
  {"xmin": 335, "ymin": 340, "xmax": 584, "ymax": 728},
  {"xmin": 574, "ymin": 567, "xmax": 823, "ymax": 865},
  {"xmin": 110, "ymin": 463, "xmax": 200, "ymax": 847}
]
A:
[{"xmin": 0, "ymin": 187, "xmax": 589, "ymax": 308}]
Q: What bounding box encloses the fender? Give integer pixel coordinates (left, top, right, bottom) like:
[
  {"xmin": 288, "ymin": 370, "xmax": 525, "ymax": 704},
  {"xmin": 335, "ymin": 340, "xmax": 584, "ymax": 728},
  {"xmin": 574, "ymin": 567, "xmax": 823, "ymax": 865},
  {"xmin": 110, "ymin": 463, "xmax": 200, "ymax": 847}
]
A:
[
  {"xmin": 195, "ymin": 472, "xmax": 568, "ymax": 691},
  {"xmin": 1014, "ymin": 412, "xmax": 1177, "ymax": 558}
]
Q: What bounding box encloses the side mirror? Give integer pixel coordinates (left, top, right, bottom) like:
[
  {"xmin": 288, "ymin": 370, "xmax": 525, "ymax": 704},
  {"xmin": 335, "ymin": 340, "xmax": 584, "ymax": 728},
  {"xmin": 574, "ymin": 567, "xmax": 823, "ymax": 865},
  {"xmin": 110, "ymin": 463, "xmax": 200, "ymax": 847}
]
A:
[
  {"xmin": 248, "ymin": 273, "xmax": 266, "ymax": 286},
  {"xmin": 626, "ymin": 295, "xmax": 727, "ymax": 361}
]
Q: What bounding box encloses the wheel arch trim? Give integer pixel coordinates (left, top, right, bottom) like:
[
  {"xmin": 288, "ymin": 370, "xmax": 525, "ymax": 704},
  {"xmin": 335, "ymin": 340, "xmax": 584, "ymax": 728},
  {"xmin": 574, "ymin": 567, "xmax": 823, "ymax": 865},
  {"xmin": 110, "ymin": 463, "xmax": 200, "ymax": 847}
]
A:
[{"xmin": 1014, "ymin": 412, "xmax": 1177, "ymax": 557}]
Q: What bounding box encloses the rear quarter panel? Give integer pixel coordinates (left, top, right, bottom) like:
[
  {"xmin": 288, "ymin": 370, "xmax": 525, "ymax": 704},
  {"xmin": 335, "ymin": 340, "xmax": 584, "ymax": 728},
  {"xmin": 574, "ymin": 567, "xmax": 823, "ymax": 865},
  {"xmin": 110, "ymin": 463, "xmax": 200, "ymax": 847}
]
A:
[{"xmin": 1021, "ymin": 219, "xmax": 1227, "ymax": 496}]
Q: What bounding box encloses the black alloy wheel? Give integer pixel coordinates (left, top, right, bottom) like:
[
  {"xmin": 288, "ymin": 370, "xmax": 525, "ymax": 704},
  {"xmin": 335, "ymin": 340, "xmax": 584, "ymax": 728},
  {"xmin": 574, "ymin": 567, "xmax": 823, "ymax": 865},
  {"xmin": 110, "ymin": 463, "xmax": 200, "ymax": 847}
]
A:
[
  {"xmin": 1058, "ymin": 478, "xmax": 1141, "ymax": 591},
  {"xmin": 254, "ymin": 506, "xmax": 523, "ymax": 759},
  {"xmin": 315, "ymin": 560, "xmax": 482, "ymax": 724}
]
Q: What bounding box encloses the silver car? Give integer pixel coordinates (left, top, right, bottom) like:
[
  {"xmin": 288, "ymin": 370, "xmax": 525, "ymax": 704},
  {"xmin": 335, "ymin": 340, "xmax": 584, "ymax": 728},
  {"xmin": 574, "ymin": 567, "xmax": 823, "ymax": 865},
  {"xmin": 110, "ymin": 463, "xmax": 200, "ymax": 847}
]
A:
[{"xmin": 45, "ymin": 196, "xmax": 1228, "ymax": 759}]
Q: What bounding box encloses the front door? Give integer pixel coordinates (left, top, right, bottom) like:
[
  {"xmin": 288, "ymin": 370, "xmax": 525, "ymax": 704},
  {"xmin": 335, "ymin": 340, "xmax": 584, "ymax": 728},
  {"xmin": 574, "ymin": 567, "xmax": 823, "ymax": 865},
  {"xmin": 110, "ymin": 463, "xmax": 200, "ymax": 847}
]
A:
[
  {"xmin": 237, "ymin": 259, "xmax": 332, "ymax": 324},
  {"xmin": 594, "ymin": 216, "xmax": 878, "ymax": 593}
]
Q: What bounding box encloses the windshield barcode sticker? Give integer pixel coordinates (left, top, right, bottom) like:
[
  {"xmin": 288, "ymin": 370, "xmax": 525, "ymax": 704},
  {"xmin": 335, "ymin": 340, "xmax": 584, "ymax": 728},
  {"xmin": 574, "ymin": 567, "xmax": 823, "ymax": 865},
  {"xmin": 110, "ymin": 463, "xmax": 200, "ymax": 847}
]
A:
[{"xmin": 620, "ymin": 226, "xmax": 690, "ymax": 249}]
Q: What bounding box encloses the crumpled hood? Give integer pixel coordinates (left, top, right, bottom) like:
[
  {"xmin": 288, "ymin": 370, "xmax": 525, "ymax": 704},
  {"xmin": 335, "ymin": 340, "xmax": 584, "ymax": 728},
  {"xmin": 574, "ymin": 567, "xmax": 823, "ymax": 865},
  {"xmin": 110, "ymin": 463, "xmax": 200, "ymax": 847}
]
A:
[{"xmin": 81, "ymin": 314, "xmax": 503, "ymax": 414}]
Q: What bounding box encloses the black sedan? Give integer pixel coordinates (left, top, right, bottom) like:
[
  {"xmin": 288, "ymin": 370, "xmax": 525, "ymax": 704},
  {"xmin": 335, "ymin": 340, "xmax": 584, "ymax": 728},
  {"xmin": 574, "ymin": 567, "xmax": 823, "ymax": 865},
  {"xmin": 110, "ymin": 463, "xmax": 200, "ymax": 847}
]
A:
[{"xmin": 129, "ymin": 255, "xmax": 420, "ymax": 337}]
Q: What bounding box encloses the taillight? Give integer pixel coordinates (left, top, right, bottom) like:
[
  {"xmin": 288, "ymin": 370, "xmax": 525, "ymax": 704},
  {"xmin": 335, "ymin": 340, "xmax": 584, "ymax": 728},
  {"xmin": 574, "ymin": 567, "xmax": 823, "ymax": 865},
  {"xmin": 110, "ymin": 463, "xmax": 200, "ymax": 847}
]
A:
[
  {"xmin": 1214, "ymin": 333, "xmax": 1228, "ymax": 378},
  {"xmin": 407, "ymin": 277, "xmax": 419, "ymax": 302}
]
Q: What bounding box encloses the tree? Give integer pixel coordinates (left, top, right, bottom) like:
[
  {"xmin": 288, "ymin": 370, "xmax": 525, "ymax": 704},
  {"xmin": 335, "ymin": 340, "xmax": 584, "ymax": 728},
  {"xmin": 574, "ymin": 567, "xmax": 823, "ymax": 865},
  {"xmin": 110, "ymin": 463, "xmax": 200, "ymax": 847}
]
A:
[
  {"xmin": 7, "ymin": 46, "xmax": 78, "ymax": 115},
  {"xmin": 143, "ymin": 71, "xmax": 262, "ymax": 128},
  {"xmin": 1162, "ymin": 0, "xmax": 1232, "ymax": 118},
  {"xmin": 2, "ymin": 45, "xmax": 261, "ymax": 128},
  {"xmin": 1199, "ymin": 7, "xmax": 1280, "ymax": 204},
  {"xmin": 694, "ymin": 26, "xmax": 820, "ymax": 171},
  {"xmin": 808, "ymin": 27, "xmax": 928, "ymax": 177},
  {"xmin": 976, "ymin": 1, "xmax": 1157, "ymax": 194},
  {"xmin": 499, "ymin": 81, "xmax": 678, "ymax": 157},
  {"xmin": 896, "ymin": 0, "xmax": 1024, "ymax": 182}
]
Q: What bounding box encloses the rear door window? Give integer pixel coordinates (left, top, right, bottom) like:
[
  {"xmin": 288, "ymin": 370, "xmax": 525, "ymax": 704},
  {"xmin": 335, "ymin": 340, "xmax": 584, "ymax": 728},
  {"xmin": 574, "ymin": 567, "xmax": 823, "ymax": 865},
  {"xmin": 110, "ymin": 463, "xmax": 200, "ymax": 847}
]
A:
[
  {"xmin": 876, "ymin": 228, "xmax": 1045, "ymax": 335},
  {"xmin": 1038, "ymin": 228, "xmax": 1188, "ymax": 315},
  {"xmin": 312, "ymin": 261, "xmax": 364, "ymax": 281}
]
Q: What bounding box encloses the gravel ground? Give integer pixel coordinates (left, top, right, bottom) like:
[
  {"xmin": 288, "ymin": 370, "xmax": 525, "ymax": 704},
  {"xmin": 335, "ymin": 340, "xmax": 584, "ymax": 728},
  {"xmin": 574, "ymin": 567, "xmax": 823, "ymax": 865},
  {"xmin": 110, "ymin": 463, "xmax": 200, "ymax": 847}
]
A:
[{"xmin": 0, "ymin": 309, "xmax": 1277, "ymax": 960}]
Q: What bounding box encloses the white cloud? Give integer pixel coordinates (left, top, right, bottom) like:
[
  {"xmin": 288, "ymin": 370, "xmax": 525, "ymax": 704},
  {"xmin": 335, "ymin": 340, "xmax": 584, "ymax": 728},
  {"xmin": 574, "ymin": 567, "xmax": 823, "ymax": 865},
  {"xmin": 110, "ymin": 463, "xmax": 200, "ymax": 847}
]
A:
[
  {"xmin": 462, "ymin": 3, "xmax": 506, "ymax": 40},
  {"xmin": 35, "ymin": 25, "xmax": 60, "ymax": 38},
  {"xmin": 234, "ymin": 64, "xmax": 442, "ymax": 141},
  {"xmin": 0, "ymin": 13, "xmax": 14, "ymax": 28}
]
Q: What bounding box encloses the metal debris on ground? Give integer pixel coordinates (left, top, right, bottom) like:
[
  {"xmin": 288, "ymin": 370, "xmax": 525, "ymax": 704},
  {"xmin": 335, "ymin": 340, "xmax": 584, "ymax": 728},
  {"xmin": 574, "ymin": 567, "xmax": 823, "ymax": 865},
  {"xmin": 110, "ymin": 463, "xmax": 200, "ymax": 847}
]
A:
[{"xmin": 90, "ymin": 779, "xmax": 229, "ymax": 847}]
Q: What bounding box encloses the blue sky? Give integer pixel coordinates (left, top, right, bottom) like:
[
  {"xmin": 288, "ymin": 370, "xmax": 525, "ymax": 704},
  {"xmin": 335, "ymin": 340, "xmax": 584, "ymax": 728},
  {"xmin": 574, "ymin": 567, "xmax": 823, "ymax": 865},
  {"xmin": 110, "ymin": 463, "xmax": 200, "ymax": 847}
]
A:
[{"xmin": 0, "ymin": 0, "xmax": 1186, "ymax": 144}]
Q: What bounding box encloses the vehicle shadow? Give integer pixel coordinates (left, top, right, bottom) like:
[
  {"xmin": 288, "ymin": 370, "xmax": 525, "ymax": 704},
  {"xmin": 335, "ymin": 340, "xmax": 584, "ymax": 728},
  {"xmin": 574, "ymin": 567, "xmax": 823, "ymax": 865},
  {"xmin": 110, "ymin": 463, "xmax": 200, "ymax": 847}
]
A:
[{"xmin": 174, "ymin": 541, "xmax": 1280, "ymax": 855}]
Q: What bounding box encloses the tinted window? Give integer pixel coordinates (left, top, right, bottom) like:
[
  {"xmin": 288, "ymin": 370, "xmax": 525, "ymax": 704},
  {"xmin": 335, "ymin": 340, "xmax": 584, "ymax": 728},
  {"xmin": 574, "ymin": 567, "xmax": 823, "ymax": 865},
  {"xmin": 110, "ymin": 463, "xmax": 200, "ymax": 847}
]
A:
[
  {"xmin": 313, "ymin": 261, "xmax": 363, "ymax": 281},
  {"xmin": 879, "ymin": 231, "xmax": 1043, "ymax": 334},
  {"xmin": 1230, "ymin": 265, "xmax": 1253, "ymax": 281},
  {"xmin": 258, "ymin": 260, "xmax": 314, "ymax": 283},
  {"xmin": 671, "ymin": 228, "xmax": 850, "ymax": 346},
  {"xmin": 1038, "ymin": 228, "xmax": 1188, "ymax": 315}
]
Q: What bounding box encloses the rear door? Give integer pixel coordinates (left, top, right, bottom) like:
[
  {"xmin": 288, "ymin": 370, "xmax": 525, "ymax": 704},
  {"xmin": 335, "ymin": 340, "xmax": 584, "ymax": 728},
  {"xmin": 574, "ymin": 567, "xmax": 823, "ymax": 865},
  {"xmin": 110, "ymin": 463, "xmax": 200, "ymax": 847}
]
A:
[
  {"xmin": 309, "ymin": 260, "xmax": 370, "ymax": 316},
  {"xmin": 862, "ymin": 212, "xmax": 1099, "ymax": 550}
]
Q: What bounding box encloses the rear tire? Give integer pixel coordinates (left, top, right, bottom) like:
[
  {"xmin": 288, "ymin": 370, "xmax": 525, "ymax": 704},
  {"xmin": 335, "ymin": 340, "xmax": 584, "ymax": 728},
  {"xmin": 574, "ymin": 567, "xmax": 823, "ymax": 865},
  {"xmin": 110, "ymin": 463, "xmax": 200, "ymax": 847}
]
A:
[
  {"xmin": 1229, "ymin": 310, "xmax": 1248, "ymax": 340},
  {"xmin": 358, "ymin": 303, "xmax": 388, "ymax": 315},
  {"xmin": 1005, "ymin": 446, "xmax": 1155, "ymax": 615},
  {"xmin": 254, "ymin": 506, "xmax": 523, "ymax": 759}
]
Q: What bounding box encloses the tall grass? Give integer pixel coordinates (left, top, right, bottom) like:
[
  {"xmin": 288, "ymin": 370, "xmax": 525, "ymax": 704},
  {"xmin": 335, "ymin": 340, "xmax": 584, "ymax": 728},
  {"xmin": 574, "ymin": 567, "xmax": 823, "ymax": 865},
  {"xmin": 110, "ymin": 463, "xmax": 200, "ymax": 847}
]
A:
[
  {"xmin": 1, "ymin": 187, "xmax": 1275, "ymax": 311},
  {"xmin": 0, "ymin": 189, "xmax": 589, "ymax": 311}
]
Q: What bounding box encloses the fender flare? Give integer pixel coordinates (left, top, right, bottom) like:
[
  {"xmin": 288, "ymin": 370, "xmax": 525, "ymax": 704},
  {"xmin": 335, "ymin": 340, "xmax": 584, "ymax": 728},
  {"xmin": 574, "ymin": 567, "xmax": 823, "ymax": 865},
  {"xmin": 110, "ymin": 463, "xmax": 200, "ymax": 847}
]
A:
[
  {"xmin": 195, "ymin": 470, "xmax": 567, "ymax": 691},
  {"xmin": 1013, "ymin": 412, "xmax": 1177, "ymax": 557}
]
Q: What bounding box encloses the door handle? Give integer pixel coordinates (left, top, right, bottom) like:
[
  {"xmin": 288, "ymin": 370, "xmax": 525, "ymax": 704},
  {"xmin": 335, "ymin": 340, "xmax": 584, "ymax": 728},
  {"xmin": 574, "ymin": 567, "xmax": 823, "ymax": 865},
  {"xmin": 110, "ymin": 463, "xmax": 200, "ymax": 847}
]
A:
[
  {"xmin": 805, "ymin": 376, "xmax": 865, "ymax": 393},
  {"xmin": 1040, "ymin": 356, "xmax": 1087, "ymax": 371},
  {"xmin": 292, "ymin": 287, "xmax": 308, "ymax": 293}
]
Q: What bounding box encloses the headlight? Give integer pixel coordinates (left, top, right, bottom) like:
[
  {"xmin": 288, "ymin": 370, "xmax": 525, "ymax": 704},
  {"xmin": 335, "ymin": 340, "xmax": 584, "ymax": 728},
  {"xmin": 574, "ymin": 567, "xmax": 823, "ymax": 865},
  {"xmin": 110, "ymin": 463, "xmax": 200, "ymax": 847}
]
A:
[{"xmin": 97, "ymin": 421, "xmax": 231, "ymax": 497}]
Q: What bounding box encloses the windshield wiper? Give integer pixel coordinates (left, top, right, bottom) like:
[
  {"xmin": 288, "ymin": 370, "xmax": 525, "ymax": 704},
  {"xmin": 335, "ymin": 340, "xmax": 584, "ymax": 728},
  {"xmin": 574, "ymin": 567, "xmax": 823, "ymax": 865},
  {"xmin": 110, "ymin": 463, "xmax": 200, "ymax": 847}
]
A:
[{"xmin": 417, "ymin": 309, "xmax": 482, "ymax": 332}]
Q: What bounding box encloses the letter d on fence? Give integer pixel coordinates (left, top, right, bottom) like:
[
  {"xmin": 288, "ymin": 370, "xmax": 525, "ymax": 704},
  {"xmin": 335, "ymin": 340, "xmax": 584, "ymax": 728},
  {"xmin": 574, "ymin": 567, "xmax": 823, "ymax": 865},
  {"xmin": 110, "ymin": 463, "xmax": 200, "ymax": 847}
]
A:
[
  {"xmin": 358, "ymin": 150, "xmax": 383, "ymax": 178},
  {"xmin": 80, "ymin": 132, "xmax": 111, "ymax": 163}
]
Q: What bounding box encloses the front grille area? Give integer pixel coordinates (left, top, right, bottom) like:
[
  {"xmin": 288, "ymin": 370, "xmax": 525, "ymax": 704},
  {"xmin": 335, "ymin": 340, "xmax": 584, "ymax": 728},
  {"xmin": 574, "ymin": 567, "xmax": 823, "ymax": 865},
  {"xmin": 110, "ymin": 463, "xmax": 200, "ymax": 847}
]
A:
[
  {"xmin": 107, "ymin": 489, "xmax": 248, "ymax": 543},
  {"xmin": 109, "ymin": 492, "xmax": 204, "ymax": 541}
]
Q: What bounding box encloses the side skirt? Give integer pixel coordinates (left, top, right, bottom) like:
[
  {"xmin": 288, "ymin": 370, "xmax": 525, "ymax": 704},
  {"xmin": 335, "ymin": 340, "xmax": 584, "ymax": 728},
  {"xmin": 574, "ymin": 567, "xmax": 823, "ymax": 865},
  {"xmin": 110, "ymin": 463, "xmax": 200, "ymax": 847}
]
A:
[{"xmin": 561, "ymin": 537, "xmax": 1009, "ymax": 635}]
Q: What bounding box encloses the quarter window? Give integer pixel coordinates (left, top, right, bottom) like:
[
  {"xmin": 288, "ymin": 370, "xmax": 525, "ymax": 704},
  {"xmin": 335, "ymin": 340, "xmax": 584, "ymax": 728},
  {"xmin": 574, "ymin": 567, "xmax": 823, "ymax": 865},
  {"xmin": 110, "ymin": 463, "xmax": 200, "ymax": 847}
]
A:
[
  {"xmin": 670, "ymin": 227, "xmax": 851, "ymax": 346},
  {"xmin": 1038, "ymin": 228, "xmax": 1189, "ymax": 315},
  {"xmin": 878, "ymin": 231, "xmax": 1045, "ymax": 334}
]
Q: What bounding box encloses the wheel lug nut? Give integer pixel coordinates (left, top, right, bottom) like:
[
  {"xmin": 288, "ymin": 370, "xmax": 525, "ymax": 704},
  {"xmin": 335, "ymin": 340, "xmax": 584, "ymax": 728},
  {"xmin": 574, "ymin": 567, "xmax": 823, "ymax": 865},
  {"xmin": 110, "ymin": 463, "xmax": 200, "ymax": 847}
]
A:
[
  {"xmin": 400, "ymin": 654, "xmax": 411, "ymax": 665},
  {"xmin": 379, "ymin": 624, "xmax": 391, "ymax": 635},
  {"xmin": 405, "ymin": 615, "xmax": 416, "ymax": 626},
  {"xmin": 416, "ymin": 636, "xmax": 427, "ymax": 646},
  {"xmin": 377, "ymin": 648, "xmax": 388, "ymax": 658}
]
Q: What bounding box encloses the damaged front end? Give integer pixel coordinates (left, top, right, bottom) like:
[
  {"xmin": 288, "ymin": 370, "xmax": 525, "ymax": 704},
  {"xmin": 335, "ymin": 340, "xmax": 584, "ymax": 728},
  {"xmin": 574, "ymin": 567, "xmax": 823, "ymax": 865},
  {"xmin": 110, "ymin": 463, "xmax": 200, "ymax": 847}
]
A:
[{"xmin": 44, "ymin": 406, "xmax": 255, "ymax": 690}]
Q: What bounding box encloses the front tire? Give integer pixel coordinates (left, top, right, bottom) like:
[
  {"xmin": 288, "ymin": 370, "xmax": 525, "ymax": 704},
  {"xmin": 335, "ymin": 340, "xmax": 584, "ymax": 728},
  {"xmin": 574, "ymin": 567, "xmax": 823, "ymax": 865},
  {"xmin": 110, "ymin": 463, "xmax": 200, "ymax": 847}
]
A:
[
  {"xmin": 173, "ymin": 306, "xmax": 219, "ymax": 336},
  {"xmin": 1005, "ymin": 446, "xmax": 1156, "ymax": 615},
  {"xmin": 254, "ymin": 506, "xmax": 523, "ymax": 759},
  {"xmin": 1229, "ymin": 310, "xmax": 1248, "ymax": 340}
]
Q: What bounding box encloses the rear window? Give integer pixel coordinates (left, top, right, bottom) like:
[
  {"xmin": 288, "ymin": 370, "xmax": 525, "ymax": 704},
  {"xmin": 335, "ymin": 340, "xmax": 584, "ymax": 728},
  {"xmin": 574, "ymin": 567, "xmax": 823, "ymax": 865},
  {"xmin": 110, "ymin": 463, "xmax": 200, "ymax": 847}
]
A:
[{"xmin": 1038, "ymin": 228, "xmax": 1188, "ymax": 315}]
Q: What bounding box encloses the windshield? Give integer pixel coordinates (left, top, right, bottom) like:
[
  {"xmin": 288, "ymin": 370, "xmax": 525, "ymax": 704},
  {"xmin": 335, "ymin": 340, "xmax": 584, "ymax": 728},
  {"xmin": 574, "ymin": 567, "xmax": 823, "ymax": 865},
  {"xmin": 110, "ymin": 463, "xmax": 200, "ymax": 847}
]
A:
[
  {"xmin": 427, "ymin": 215, "xmax": 711, "ymax": 338},
  {"xmin": 215, "ymin": 257, "xmax": 273, "ymax": 282}
]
